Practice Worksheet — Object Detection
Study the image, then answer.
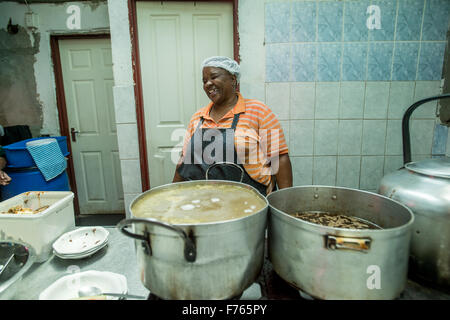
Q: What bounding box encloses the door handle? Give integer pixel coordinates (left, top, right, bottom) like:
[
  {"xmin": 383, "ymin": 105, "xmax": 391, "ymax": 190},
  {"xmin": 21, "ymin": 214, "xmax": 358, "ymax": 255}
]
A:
[{"xmin": 70, "ymin": 128, "xmax": 79, "ymax": 142}]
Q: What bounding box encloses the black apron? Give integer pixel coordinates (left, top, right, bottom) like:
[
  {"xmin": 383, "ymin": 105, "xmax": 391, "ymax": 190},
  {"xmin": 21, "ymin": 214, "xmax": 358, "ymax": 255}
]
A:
[{"xmin": 177, "ymin": 113, "xmax": 269, "ymax": 196}]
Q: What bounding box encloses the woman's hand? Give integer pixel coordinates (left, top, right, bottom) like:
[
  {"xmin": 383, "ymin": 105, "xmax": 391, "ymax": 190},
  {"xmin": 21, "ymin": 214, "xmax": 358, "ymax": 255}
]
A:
[
  {"xmin": 0, "ymin": 170, "xmax": 11, "ymax": 186},
  {"xmin": 172, "ymin": 157, "xmax": 186, "ymax": 183}
]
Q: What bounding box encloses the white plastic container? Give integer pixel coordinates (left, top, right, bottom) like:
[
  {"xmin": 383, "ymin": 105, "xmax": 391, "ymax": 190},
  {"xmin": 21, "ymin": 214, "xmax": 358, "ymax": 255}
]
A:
[{"xmin": 0, "ymin": 191, "xmax": 75, "ymax": 262}]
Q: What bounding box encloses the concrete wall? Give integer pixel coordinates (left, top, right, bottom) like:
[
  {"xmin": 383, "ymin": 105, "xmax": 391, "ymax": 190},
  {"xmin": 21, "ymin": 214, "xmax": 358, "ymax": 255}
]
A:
[
  {"xmin": 0, "ymin": 25, "xmax": 41, "ymax": 136},
  {"xmin": 0, "ymin": 1, "xmax": 109, "ymax": 137}
]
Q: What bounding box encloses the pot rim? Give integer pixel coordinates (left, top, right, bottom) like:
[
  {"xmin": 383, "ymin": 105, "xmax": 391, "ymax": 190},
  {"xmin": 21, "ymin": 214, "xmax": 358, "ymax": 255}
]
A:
[
  {"xmin": 128, "ymin": 179, "xmax": 269, "ymax": 227},
  {"xmin": 267, "ymin": 185, "xmax": 415, "ymax": 234}
]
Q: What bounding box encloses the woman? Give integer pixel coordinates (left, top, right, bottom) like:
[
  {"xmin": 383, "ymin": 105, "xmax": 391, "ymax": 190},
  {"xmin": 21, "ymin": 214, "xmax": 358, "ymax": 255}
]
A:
[{"xmin": 173, "ymin": 56, "xmax": 292, "ymax": 195}]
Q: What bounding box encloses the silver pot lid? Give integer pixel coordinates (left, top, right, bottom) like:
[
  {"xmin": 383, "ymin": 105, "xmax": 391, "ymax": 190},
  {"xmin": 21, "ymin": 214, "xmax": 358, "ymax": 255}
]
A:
[{"xmin": 405, "ymin": 157, "xmax": 450, "ymax": 179}]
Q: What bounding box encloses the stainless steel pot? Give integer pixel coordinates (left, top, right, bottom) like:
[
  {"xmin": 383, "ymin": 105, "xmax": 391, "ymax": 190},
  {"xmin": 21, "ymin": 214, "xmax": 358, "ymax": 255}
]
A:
[
  {"xmin": 117, "ymin": 180, "xmax": 268, "ymax": 300},
  {"xmin": 267, "ymin": 186, "xmax": 414, "ymax": 300},
  {"xmin": 379, "ymin": 94, "xmax": 450, "ymax": 290},
  {"xmin": 379, "ymin": 158, "xmax": 450, "ymax": 289}
]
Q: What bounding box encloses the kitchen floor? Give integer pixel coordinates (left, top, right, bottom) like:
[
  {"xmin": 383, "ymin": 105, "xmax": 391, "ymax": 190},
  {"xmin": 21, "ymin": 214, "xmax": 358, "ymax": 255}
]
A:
[{"xmin": 75, "ymin": 213, "xmax": 125, "ymax": 227}]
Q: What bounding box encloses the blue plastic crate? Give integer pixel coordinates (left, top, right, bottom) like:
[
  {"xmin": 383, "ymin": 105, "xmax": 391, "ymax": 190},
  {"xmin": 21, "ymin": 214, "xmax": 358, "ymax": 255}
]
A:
[
  {"xmin": 0, "ymin": 167, "xmax": 70, "ymax": 201},
  {"xmin": 2, "ymin": 136, "xmax": 69, "ymax": 168}
]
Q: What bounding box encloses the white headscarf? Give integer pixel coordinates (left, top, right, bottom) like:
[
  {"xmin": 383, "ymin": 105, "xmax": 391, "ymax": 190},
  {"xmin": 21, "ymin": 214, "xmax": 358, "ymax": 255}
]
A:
[{"xmin": 202, "ymin": 56, "xmax": 240, "ymax": 82}]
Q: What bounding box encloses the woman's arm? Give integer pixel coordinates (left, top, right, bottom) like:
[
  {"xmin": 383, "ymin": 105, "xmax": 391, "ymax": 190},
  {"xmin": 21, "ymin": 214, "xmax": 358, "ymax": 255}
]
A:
[
  {"xmin": 0, "ymin": 156, "xmax": 6, "ymax": 170},
  {"xmin": 274, "ymin": 153, "xmax": 292, "ymax": 189},
  {"xmin": 0, "ymin": 156, "xmax": 11, "ymax": 186},
  {"xmin": 172, "ymin": 158, "xmax": 185, "ymax": 183}
]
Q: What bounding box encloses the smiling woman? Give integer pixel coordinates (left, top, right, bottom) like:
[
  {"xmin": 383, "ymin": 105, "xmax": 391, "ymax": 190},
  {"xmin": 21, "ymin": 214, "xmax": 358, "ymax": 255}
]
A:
[{"xmin": 173, "ymin": 56, "xmax": 292, "ymax": 196}]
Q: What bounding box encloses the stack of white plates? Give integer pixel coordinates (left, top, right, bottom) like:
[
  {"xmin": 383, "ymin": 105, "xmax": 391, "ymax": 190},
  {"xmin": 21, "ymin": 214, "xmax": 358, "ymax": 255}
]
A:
[{"xmin": 52, "ymin": 227, "xmax": 109, "ymax": 259}]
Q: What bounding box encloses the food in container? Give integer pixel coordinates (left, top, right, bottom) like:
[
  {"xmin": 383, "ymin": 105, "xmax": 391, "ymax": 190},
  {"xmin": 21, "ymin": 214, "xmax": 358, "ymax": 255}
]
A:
[
  {"xmin": 3, "ymin": 204, "xmax": 49, "ymax": 215},
  {"xmin": 0, "ymin": 191, "xmax": 75, "ymax": 262},
  {"xmin": 132, "ymin": 183, "xmax": 266, "ymax": 224},
  {"xmin": 292, "ymin": 211, "xmax": 382, "ymax": 230},
  {"xmin": 118, "ymin": 180, "xmax": 268, "ymax": 300},
  {"xmin": 267, "ymin": 186, "xmax": 414, "ymax": 300}
]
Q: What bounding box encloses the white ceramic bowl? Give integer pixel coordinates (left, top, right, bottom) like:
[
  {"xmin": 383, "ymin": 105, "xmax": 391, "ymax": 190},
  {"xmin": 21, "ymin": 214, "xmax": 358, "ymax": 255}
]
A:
[{"xmin": 39, "ymin": 270, "xmax": 127, "ymax": 300}]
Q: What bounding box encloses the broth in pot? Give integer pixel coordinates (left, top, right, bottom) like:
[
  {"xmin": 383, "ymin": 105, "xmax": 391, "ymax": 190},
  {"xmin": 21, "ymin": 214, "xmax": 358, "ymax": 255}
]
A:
[{"xmin": 132, "ymin": 184, "xmax": 266, "ymax": 224}]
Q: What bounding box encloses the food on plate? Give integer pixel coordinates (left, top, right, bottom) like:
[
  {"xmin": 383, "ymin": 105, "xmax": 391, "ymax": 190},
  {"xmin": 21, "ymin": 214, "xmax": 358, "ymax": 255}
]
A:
[
  {"xmin": 132, "ymin": 184, "xmax": 266, "ymax": 224},
  {"xmin": 292, "ymin": 211, "xmax": 381, "ymax": 230}
]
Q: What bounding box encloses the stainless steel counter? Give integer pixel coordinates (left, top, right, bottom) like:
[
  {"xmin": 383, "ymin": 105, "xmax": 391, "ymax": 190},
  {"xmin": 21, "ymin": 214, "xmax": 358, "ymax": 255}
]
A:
[
  {"xmin": 11, "ymin": 227, "xmax": 149, "ymax": 300},
  {"xmin": 9, "ymin": 226, "xmax": 450, "ymax": 300}
]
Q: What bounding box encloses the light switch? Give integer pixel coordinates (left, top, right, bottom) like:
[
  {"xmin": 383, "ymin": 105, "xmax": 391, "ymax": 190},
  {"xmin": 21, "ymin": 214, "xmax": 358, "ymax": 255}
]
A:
[{"xmin": 25, "ymin": 12, "xmax": 39, "ymax": 29}]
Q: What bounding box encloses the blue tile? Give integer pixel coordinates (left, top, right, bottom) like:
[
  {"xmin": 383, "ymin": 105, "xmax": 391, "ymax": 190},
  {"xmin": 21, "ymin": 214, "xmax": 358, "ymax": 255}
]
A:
[
  {"xmin": 265, "ymin": 2, "xmax": 290, "ymax": 43},
  {"xmin": 292, "ymin": 1, "xmax": 316, "ymax": 42},
  {"xmin": 369, "ymin": 0, "xmax": 396, "ymax": 41},
  {"xmin": 422, "ymin": 0, "xmax": 450, "ymax": 40},
  {"xmin": 292, "ymin": 44, "xmax": 316, "ymax": 82},
  {"xmin": 396, "ymin": 0, "xmax": 425, "ymax": 41},
  {"xmin": 367, "ymin": 42, "xmax": 393, "ymax": 81},
  {"xmin": 417, "ymin": 42, "xmax": 446, "ymax": 80},
  {"xmin": 266, "ymin": 44, "xmax": 291, "ymax": 82},
  {"xmin": 317, "ymin": 1, "xmax": 343, "ymax": 42},
  {"xmin": 342, "ymin": 43, "xmax": 368, "ymax": 81},
  {"xmin": 317, "ymin": 43, "xmax": 342, "ymax": 81},
  {"xmin": 392, "ymin": 42, "xmax": 420, "ymax": 81},
  {"xmin": 432, "ymin": 123, "xmax": 449, "ymax": 155},
  {"xmin": 344, "ymin": 0, "xmax": 370, "ymax": 41}
]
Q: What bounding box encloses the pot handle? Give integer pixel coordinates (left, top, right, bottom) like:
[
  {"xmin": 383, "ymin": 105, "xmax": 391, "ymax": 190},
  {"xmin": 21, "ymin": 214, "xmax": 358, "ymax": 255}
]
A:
[
  {"xmin": 205, "ymin": 162, "xmax": 244, "ymax": 182},
  {"xmin": 325, "ymin": 235, "xmax": 371, "ymax": 253},
  {"xmin": 117, "ymin": 218, "xmax": 196, "ymax": 262}
]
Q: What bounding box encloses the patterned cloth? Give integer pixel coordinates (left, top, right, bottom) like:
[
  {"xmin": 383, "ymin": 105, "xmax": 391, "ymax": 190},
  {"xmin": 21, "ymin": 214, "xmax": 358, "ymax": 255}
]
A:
[{"xmin": 26, "ymin": 139, "xmax": 67, "ymax": 181}]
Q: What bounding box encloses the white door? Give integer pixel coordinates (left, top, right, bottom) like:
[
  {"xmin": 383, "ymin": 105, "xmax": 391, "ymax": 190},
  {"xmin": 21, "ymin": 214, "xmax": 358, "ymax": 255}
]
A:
[
  {"xmin": 137, "ymin": 1, "xmax": 234, "ymax": 188},
  {"xmin": 59, "ymin": 38, "xmax": 124, "ymax": 214}
]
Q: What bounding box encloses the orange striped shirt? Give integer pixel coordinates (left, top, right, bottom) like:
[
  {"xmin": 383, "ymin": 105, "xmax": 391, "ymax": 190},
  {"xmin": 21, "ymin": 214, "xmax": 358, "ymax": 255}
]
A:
[{"xmin": 181, "ymin": 93, "xmax": 289, "ymax": 186}]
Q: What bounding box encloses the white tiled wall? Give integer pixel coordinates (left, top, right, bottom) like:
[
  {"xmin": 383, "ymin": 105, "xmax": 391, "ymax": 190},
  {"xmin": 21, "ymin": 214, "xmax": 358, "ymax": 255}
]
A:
[
  {"xmin": 264, "ymin": 0, "xmax": 449, "ymax": 192},
  {"xmin": 267, "ymin": 80, "xmax": 443, "ymax": 191}
]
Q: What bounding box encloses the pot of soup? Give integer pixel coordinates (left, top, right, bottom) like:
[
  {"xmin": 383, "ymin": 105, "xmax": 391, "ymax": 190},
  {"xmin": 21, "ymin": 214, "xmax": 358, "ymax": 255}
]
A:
[
  {"xmin": 117, "ymin": 180, "xmax": 268, "ymax": 300},
  {"xmin": 267, "ymin": 186, "xmax": 415, "ymax": 300}
]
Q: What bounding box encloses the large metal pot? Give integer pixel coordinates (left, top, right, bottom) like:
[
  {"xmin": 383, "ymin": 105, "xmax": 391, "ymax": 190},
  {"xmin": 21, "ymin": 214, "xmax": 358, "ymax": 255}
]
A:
[
  {"xmin": 379, "ymin": 158, "xmax": 450, "ymax": 289},
  {"xmin": 117, "ymin": 180, "xmax": 268, "ymax": 300},
  {"xmin": 267, "ymin": 186, "xmax": 414, "ymax": 300},
  {"xmin": 378, "ymin": 94, "xmax": 450, "ymax": 290}
]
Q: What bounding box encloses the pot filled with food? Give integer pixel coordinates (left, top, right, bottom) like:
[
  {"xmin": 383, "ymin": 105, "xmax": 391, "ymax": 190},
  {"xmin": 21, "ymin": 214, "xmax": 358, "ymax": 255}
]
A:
[
  {"xmin": 117, "ymin": 180, "xmax": 268, "ymax": 300},
  {"xmin": 267, "ymin": 186, "xmax": 414, "ymax": 300}
]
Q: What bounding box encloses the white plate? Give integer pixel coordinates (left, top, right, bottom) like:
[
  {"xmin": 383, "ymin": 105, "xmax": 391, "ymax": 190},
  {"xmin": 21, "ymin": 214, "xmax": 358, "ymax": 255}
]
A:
[
  {"xmin": 39, "ymin": 270, "xmax": 127, "ymax": 300},
  {"xmin": 53, "ymin": 227, "xmax": 109, "ymax": 255},
  {"xmin": 53, "ymin": 241, "xmax": 108, "ymax": 260}
]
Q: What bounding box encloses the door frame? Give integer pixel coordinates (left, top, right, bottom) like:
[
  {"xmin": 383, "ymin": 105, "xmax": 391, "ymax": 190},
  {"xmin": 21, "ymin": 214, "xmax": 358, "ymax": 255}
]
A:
[
  {"xmin": 128, "ymin": 0, "xmax": 240, "ymax": 191},
  {"xmin": 50, "ymin": 33, "xmax": 111, "ymax": 216}
]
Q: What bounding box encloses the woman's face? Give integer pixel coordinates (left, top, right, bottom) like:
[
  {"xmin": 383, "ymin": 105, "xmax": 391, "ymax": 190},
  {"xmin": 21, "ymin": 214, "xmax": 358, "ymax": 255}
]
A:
[{"xmin": 202, "ymin": 66, "xmax": 236, "ymax": 105}]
